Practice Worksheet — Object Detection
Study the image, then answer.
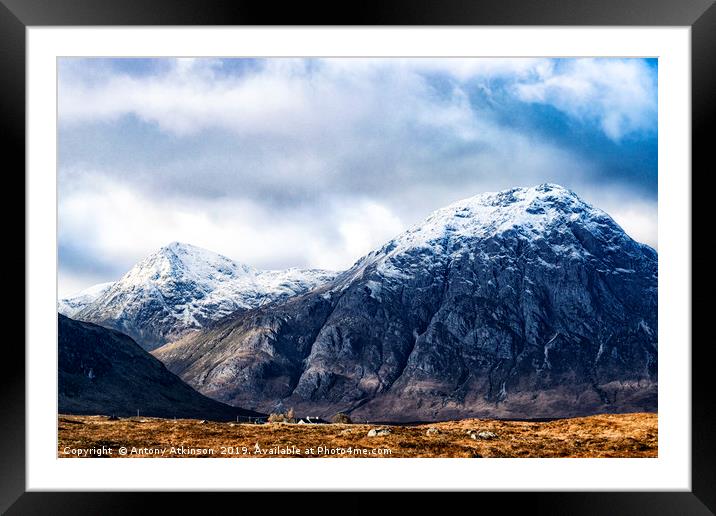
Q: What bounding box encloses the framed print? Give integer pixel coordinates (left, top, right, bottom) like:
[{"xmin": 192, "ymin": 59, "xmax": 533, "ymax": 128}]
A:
[{"xmin": 4, "ymin": 0, "xmax": 714, "ymax": 512}]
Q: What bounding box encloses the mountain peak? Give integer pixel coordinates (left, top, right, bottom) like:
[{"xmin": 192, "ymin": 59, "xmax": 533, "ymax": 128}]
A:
[
  {"xmin": 137, "ymin": 242, "xmax": 255, "ymax": 278},
  {"xmin": 385, "ymin": 184, "xmax": 604, "ymax": 252},
  {"xmin": 534, "ymin": 182, "xmax": 572, "ymax": 193},
  {"xmin": 70, "ymin": 243, "xmax": 338, "ymax": 350},
  {"xmin": 458, "ymin": 183, "xmax": 581, "ymax": 209},
  {"xmin": 161, "ymin": 241, "xmax": 198, "ymax": 252},
  {"xmin": 359, "ymin": 184, "xmax": 639, "ymax": 282},
  {"xmin": 155, "ymin": 241, "xmax": 234, "ymax": 263}
]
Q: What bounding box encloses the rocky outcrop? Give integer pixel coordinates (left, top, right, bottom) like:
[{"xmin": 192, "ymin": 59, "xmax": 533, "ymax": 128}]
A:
[{"xmin": 153, "ymin": 184, "xmax": 657, "ymax": 421}]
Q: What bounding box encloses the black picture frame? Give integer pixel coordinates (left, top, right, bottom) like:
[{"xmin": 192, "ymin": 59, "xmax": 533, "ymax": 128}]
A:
[{"xmin": 4, "ymin": 0, "xmax": 713, "ymax": 513}]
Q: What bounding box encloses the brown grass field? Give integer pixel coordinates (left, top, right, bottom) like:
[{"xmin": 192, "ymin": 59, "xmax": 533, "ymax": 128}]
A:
[{"xmin": 58, "ymin": 412, "xmax": 657, "ymax": 458}]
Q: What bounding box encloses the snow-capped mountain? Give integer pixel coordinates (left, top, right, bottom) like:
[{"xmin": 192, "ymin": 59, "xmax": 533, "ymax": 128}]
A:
[
  {"xmin": 69, "ymin": 242, "xmax": 336, "ymax": 350},
  {"xmin": 154, "ymin": 184, "xmax": 658, "ymax": 421},
  {"xmin": 352, "ymin": 182, "xmax": 655, "ymax": 286},
  {"xmin": 58, "ymin": 282, "xmax": 114, "ymax": 318}
]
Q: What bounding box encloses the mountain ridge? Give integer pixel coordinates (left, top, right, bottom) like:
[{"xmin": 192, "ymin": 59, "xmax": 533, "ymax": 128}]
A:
[
  {"xmin": 152, "ymin": 184, "xmax": 658, "ymax": 421},
  {"xmin": 65, "ymin": 242, "xmax": 336, "ymax": 350}
]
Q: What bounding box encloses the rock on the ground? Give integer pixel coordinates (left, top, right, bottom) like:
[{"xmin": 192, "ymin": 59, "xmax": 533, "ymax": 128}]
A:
[{"xmin": 471, "ymin": 431, "xmax": 499, "ymax": 440}]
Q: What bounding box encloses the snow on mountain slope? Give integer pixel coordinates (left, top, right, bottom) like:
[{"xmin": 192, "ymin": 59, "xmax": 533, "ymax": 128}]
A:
[
  {"xmin": 58, "ymin": 282, "xmax": 114, "ymax": 318},
  {"xmin": 70, "ymin": 242, "xmax": 336, "ymax": 350},
  {"xmin": 358, "ymin": 183, "xmax": 653, "ymax": 282}
]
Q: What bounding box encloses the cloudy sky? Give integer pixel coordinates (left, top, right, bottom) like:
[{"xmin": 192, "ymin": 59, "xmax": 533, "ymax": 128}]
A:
[{"xmin": 58, "ymin": 57, "xmax": 658, "ymax": 297}]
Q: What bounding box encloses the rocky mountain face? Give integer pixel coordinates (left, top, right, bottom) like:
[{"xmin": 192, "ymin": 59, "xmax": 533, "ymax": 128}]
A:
[
  {"xmin": 153, "ymin": 184, "xmax": 658, "ymax": 421},
  {"xmin": 69, "ymin": 242, "xmax": 335, "ymax": 351},
  {"xmin": 58, "ymin": 314, "xmax": 263, "ymax": 420}
]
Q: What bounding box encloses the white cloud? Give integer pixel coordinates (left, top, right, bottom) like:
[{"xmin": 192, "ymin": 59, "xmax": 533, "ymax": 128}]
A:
[
  {"xmin": 58, "ymin": 175, "xmax": 408, "ymax": 296},
  {"xmin": 609, "ymin": 205, "xmax": 658, "ymax": 250},
  {"xmin": 513, "ymin": 58, "xmax": 657, "ymax": 141},
  {"xmin": 59, "ymin": 58, "xmax": 655, "ymax": 143},
  {"xmin": 56, "ymin": 58, "xmax": 563, "ymax": 138},
  {"xmin": 58, "ymin": 57, "xmax": 601, "ymax": 216},
  {"xmin": 58, "ymin": 58, "xmax": 658, "ymax": 294},
  {"xmin": 60, "ymin": 62, "xmax": 310, "ymax": 136}
]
